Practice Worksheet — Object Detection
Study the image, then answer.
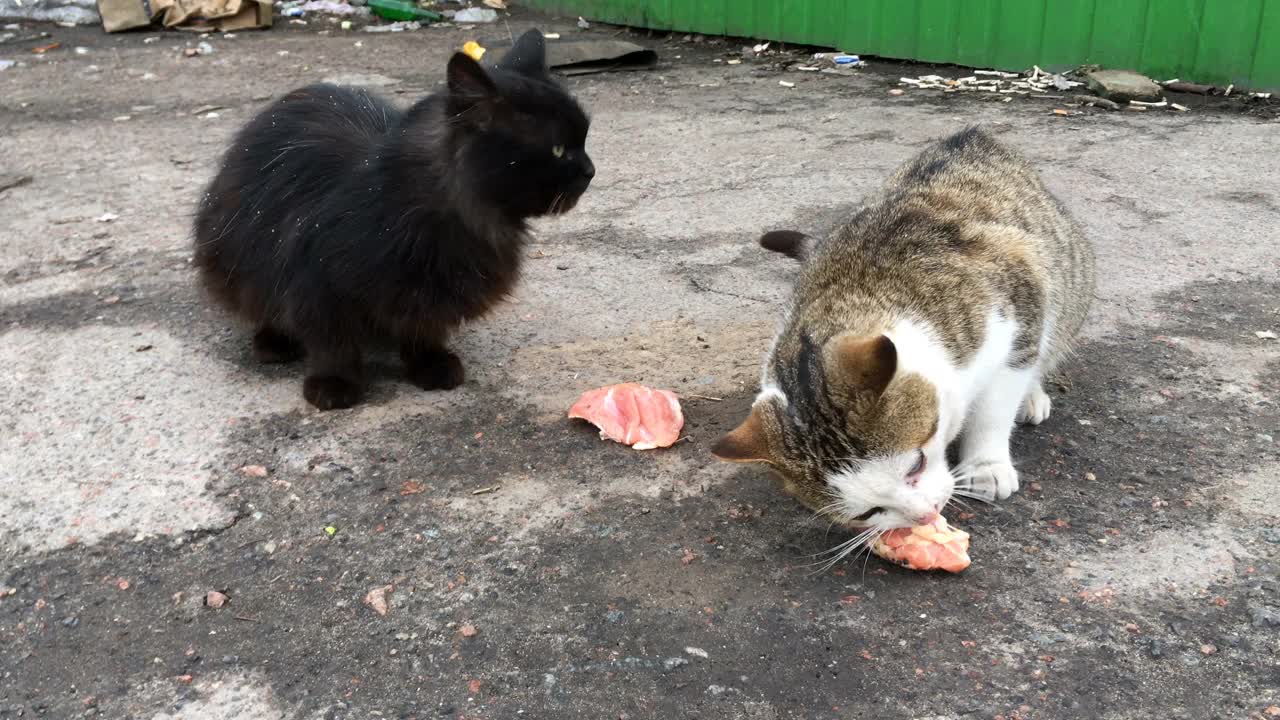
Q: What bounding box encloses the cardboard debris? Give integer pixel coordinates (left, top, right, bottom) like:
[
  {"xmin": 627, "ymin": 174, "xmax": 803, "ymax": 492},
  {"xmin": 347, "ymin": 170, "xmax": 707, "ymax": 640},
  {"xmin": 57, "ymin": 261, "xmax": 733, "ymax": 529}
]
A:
[{"xmin": 98, "ymin": 0, "xmax": 272, "ymax": 33}]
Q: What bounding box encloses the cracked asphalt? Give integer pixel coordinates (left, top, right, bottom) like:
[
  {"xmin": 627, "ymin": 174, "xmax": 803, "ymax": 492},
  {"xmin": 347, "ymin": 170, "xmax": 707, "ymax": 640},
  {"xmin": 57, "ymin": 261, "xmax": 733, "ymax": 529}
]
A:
[{"xmin": 2, "ymin": 10, "xmax": 1279, "ymax": 720}]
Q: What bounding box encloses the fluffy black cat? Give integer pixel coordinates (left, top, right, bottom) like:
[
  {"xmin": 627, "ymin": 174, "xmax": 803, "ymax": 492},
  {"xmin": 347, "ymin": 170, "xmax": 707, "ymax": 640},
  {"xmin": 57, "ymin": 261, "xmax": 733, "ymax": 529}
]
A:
[{"xmin": 193, "ymin": 30, "xmax": 593, "ymax": 410}]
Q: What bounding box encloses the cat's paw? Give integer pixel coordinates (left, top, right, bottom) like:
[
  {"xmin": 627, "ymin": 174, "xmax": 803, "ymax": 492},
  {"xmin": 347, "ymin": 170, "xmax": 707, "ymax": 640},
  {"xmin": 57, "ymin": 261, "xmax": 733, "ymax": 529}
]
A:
[
  {"xmin": 303, "ymin": 375, "xmax": 364, "ymax": 410},
  {"xmin": 963, "ymin": 461, "xmax": 1020, "ymax": 501},
  {"xmin": 406, "ymin": 351, "xmax": 465, "ymax": 391},
  {"xmin": 253, "ymin": 328, "xmax": 304, "ymax": 364},
  {"xmin": 1017, "ymin": 385, "xmax": 1052, "ymax": 425}
]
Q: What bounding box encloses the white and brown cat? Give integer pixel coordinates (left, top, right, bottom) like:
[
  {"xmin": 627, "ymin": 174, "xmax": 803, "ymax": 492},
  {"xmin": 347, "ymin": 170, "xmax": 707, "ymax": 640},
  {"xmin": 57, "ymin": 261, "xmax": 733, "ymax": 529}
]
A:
[{"xmin": 713, "ymin": 127, "xmax": 1094, "ymax": 539}]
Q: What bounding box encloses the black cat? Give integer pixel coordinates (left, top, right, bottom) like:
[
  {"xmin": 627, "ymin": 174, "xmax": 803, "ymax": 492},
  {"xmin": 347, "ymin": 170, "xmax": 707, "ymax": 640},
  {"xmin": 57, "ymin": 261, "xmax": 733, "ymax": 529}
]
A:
[{"xmin": 193, "ymin": 30, "xmax": 593, "ymax": 410}]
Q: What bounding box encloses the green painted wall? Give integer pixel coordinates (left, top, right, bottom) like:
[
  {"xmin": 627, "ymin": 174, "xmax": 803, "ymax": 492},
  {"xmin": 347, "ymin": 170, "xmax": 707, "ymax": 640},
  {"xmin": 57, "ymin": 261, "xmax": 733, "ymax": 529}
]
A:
[{"xmin": 525, "ymin": 0, "xmax": 1280, "ymax": 90}]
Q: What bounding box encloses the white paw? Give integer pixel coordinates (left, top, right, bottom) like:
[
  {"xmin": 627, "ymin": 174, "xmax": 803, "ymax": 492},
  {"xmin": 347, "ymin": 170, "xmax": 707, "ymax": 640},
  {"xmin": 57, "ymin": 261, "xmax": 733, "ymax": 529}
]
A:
[
  {"xmin": 964, "ymin": 461, "xmax": 1020, "ymax": 501},
  {"xmin": 1017, "ymin": 385, "xmax": 1052, "ymax": 425}
]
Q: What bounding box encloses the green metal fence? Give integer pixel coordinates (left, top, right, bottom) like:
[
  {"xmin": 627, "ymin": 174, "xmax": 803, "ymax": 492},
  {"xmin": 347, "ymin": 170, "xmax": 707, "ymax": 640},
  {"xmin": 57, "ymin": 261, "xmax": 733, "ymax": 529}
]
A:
[{"xmin": 525, "ymin": 0, "xmax": 1280, "ymax": 91}]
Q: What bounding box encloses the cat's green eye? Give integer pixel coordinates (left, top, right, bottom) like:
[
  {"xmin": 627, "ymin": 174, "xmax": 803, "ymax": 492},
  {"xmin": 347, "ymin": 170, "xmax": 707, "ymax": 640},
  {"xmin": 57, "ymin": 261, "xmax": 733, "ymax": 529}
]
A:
[{"xmin": 551, "ymin": 144, "xmax": 565, "ymax": 158}]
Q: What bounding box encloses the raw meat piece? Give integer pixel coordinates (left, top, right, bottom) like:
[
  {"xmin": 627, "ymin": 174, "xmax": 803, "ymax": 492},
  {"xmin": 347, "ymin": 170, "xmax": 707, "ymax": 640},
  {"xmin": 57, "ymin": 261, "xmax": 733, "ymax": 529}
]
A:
[
  {"xmin": 871, "ymin": 516, "xmax": 971, "ymax": 573},
  {"xmin": 568, "ymin": 383, "xmax": 684, "ymax": 450}
]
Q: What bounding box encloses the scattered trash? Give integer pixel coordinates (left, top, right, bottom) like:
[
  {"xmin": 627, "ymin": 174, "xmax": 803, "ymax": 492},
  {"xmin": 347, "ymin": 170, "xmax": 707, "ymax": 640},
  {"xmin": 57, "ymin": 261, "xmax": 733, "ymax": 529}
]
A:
[
  {"xmin": 324, "ymin": 525, "xmax": 337, "ymax": 536},
  {"xmin": 1074, "ymin": 95, "xmax": 1120, "ymax": 110},
  {"xmin": 115, "ymin": 578, "xmax": 131, "ymax": 590},
  {"xmin": 898, "ymin": 68, "xmax": 1076, "ymax": 96},
  {"xmin": 542, "ymin": 32, "xmax": 560, "ymax": 39},
  {"xmin": 1255, "ymin": 330, "xmax": 1277, "ymax": 340},
  {"xmin": 471, "ymin": 484, "xmax": 501, "ymax": 496},
  {"xmin": 1129, "ymin": 99, "xmax": 1167, "ymax": 108},
  {"xmin": 1162, "ymin": 80, "xmax": 1219, "ymax": 95},
  {"xmin": 568, "ymin": 383, "xmax": 684, "ymax": 450},
  {"xmin": 368, "ymin": 0, "xmax": 440, "ymax": 22},
  {"xmin": 812, "ymin": 52, "xmax": 864, "ymax": 68},
  {"xmin": 779, "ymin": 80, "xmax": 795, "ymax": 88},
  {"xmin": 1052, "ymin": 108, "xmax": 1074, "ymax": 116},
  {"xmin": 1085, "ymin": 69, "xmax": 1163, "ymax": 102},
  {"xmin": 299, "ymin": 0, "xmax": 363, "ymax": 14},
  {"xmin": 205, "ymin": 590, "xmax": 229, "ymax": 608},
  {"xmin": 482, "ymin": 0, "xmax": 505, "ymax": 7},
  {"xmin": 751, "ymin": 42, "xmax": 769, "ymax": 54},
  {"xmin": 685, "ymin": 647, "xmax": 709, "ymax": 658},
  {"xmin": 0, "ymin": 59, "xmax": 14, "ymax": 71},
  {"xmin": 888, "ymin": 88, "xmax": 905, "ymax": 96},
  {"xmin": 113, "ymin": 115, "xmax": 132, "ymax": 122},
  {"xmin": 453, "ymin": 7, "xmax": 497, "ymax": 23},
  {"xmin": 680, "ymin": 547, "xmax": 697, "ymax": 565},
  {"xmin": 576, "ymin": 16, "xmax": 589, "ymax": 29},
  {"xmin": 96, "ymin": 212, "xmax": 119, "ymax": 223},
  {"xmin": 462, "ymin": 40, "xmax": 485, "ymax": 61},
  {"xmin": 340, "ymin": 19, "xmax": 351, "ymax": 29},
  {"xmin": 1170, "ymin": 102, "xmax": 1189, "ymax": 112},
  {"xmin": 73, "ymin": 45, "xmax": 88, "ymax": 55},
  {"xmin": 31, "ymin": 42, "xmax": 61, "ymax": 54},
  {"xmin": 98, "ymin": 0, "xmax": 272, "ymax": 33},
  {"xmin": 363, "ymin": 585, "xmax": 393, "ymax": 616},
  {"xmin": 1251, "ymin": 92, "xmax": 1273, "ymax": 99},
  {"xmin": 190, "ymin": 104, "xmax": 226, "ymax": 116},
  {"xmin": 240, "ymin": 464, "xmax": 268, "ymax": 477},
  {"xmin": 362, "ymin": 20, "xmax": 420, "ymax": 32},
  {"xmin": 459, "ymin": 623, "xmax": 478, "ymax": 637}
]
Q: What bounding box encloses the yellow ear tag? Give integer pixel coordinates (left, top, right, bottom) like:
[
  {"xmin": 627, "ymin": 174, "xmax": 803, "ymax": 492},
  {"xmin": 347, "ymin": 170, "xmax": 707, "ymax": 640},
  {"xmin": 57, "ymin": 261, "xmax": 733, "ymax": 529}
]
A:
[{"xmin": 462, "ymin": 41, "xmax": 486, "ymax": 61}]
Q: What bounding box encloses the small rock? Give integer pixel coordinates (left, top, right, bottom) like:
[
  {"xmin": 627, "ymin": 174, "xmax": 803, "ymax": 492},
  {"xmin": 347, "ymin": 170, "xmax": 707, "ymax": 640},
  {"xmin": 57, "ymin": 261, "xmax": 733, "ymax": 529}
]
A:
[
  {"xmin": 205, "ymin": 590, "xmax": 229, "ymax": 608},
  {"xmin": 1250, "ymin": 606, "xmax": 1280, "ymax": 628},
  {"xmin": 685, "ymin": 646, "xmax": 709, "ymax": 658},
  {"xmin": 662, "ymin": 657, "xmax": 689, "ymax": 671},
  {"xmin": 364, "ymin": 585, "xmax": 393, "ymax": 616},
  {"xmin": 1085, "ymin": 69, "xmax": 1163, "ymax": 102}
]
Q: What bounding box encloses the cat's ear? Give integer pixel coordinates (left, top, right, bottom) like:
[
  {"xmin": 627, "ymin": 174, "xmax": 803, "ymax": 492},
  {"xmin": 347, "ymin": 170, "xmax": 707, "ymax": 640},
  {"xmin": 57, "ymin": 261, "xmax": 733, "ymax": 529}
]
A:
[
  {"xmin": 447, "ymin": 52, "xmax": 501, "ymax": 124},
  {"xmin": 498, "ymin": 29, "xmax": 549, "ymax": 77},
  {"xmin": 826, "ymin": 334, "xmax": 897, "ymax": 397},
  {"xmin": 759, "ymin": 230, "xmax": 812, "ymax": 261},
  {"xmin": 711, "ymin": 405, "xmax": 773, "ymax": 464}
]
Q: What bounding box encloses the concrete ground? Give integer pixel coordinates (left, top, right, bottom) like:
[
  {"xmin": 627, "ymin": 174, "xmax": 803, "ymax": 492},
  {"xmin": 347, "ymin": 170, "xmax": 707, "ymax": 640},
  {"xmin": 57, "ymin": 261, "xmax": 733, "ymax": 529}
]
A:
[{"xmin": 2, "ymin": 10, "xmax": 1278, "ymax": 720}]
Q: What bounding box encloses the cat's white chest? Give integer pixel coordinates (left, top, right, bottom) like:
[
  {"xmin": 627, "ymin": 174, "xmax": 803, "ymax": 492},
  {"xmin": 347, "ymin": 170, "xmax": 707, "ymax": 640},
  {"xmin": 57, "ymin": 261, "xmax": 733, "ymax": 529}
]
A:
[{"xmin": 890, "ymin": 311, "xmax": 1019, "ymax": 444}]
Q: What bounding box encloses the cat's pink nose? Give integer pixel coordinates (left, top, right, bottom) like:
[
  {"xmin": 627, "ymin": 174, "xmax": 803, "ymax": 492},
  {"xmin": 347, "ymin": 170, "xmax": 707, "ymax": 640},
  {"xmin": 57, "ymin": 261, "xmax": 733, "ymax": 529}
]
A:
[{"xmin": 913, "ymin": 510, "xmax": 940, "ymax": 526}]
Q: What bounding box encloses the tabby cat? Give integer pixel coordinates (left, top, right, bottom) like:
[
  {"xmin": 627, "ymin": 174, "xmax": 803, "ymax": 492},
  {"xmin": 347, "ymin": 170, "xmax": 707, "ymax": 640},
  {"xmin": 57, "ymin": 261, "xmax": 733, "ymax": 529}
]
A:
[{"xmin": 713, "ymin": 127, "xmax": 1094, "ymax": 533}]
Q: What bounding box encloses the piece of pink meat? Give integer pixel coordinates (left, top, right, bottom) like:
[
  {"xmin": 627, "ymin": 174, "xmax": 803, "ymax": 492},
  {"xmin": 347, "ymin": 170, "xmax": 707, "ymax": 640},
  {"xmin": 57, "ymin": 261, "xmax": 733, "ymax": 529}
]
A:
[
  {"xmin": 568, "ymin": 383, "xmax": 684, "ymax": 450},
  {"xmin": 871, "ymin": 516, "xmax": 972, "ymax": 573}
]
